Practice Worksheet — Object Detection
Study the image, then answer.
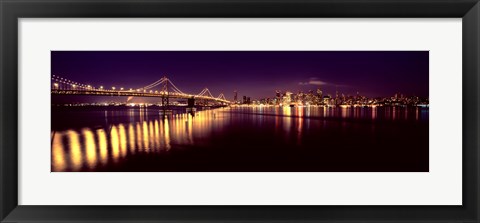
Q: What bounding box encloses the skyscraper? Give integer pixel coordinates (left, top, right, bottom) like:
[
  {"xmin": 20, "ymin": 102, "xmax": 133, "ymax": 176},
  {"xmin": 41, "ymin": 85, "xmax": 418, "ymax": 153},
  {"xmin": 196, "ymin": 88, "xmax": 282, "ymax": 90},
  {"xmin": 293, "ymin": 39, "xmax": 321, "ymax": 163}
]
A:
[{"xmin": 234, "ymin": 90, "xmax": 238, "ymax": 103}]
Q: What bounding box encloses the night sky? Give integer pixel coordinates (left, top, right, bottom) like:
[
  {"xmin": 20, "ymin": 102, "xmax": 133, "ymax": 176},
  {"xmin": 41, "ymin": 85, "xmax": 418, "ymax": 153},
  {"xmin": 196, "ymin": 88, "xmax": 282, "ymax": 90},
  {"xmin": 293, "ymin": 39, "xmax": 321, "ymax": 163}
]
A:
[{"xmin": 51, "ymin": 51, "xmax": 429, "ymax": 100}]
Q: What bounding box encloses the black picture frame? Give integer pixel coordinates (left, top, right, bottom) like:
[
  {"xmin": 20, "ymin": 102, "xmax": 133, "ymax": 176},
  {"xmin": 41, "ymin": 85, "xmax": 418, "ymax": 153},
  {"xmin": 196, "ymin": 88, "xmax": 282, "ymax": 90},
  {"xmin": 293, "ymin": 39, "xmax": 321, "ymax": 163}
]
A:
[{"xmin": 1, "ymin": 0, "xmax": 479, "ymax": 222}]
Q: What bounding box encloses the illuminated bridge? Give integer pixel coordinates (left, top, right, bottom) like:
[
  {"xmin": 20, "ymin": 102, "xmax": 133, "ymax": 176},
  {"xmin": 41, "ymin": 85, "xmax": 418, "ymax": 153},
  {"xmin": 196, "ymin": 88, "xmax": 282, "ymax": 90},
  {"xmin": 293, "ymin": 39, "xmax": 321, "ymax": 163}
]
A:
[{"xmin": 51, "ymin": 75, "xmax": 230, "ymax": 106}]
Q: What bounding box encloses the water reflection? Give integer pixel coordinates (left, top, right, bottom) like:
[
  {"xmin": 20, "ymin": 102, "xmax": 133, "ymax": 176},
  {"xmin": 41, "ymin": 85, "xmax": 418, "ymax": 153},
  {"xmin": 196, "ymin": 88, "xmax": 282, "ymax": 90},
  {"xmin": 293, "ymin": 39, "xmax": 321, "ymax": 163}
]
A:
[
  {"xmin": 52, "ymin": 109, "xmax": 225, "ymax": 171},
  {"xmin": 51, "ymin": 132, "xmax": 66, "ymax": 171},
  {"xmin": 67, "ymin": 130, "xmax": 82, "ymax": 171},
  {"xmin": 82, "ymin": 128, "xmax": 96, "ymax": 169},
  {"xmin": 247, "ymin": 106, "xmax": 428, "ymax": 121},
  {"xmin": 51, "ymin": 106, "xmax": 428, "ymax": 171},
  {"xmin": 97, "ymin": 129, "xmax": 108, "ymax": 165},
  {"xmin": 118, "ymin": 124, "xmax": 127, "ymax": 157}
]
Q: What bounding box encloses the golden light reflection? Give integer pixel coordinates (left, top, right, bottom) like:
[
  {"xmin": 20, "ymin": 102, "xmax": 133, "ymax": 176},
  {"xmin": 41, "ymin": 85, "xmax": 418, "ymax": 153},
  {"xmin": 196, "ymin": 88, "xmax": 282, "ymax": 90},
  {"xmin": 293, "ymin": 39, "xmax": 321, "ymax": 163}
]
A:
[
  {"xmin": 66, "ymin": 130, "xmax": 82, "ymax": 171},
  {"xmin": 149, "ymin": 121, "xmax": 155, "ymax": 151},
  {"xmin": 174, "ymin": 115, "xmax": 181, "ymax": 139},
  {"xmin": 82, "ymin": 128, "xmax": 97, "ymax": 169},
  {"xmin": 118, "ymin": 124, "xmax": 127, "ymax": 157},
  {"xmin": 142, "ymin": 121, "xmax": 149, "ymax": 151},
  {"xmin": 128, "ymin": 124, "xmax": 136, "ymax": 153},
  {"xmin": 187, "ymin": 114, "xmax": 193, "ymax": 144},
  {"xmin": 136, "ymin": 123, "xmax": 143, "ymax": 150},
  {"xmin": 52, "ymin": 109, "xmax": 229, "ymax": 171},
  {"xmin": 283, "ymin": 106, "xmax": 291, "ymax": 117},
  {"xmin": 154, "ymin": 120, "xmax": 160, "ymax": 150},
  {"xmin": 173, "ymin": 114, "xmax": 186, "ymax": 144},
  {"xmin": 110, "ymin": 126, "xmax": 120, "ymax": 161},
  {"xmin": 139, "ymin": 107, "xmax": 144, "ymax": 122},
  {"xmin": 282, "ymin": 107, "xmax": 292, "ymax": 134},
  {"xmin": 164, "ymin": 119, "xmax": 171, "ymax": 150},
  {"xmin": 296, "ymin": 108, "xmax": 303, "ymax": 145},
  {"xmin": 52, "ymin": 132, "xmax": 66, "ymax": 171},
  {"xmin": 192, "ymin": 111, "xmax": 210, "ymax": 139},
  {"xmin": 97, "ymin": 129, "xmax": 108, "ymax": 165}
]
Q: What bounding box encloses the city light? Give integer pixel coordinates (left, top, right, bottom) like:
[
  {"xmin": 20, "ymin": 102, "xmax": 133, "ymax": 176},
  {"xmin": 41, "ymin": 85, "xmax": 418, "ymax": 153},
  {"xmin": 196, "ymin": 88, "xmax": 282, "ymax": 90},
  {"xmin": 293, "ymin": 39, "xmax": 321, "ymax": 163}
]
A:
[{"xmin": 50, "ymin": 75, "xmax": 419, "ymax": 107}]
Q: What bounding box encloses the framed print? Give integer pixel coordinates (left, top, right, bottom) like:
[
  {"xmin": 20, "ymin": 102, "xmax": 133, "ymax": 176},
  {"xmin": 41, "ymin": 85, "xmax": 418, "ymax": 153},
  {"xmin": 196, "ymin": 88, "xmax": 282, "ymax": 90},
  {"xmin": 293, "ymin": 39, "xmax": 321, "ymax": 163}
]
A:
[{"xmin": 1, "ymin": 0, "xmax": 479, "ymax": 222}]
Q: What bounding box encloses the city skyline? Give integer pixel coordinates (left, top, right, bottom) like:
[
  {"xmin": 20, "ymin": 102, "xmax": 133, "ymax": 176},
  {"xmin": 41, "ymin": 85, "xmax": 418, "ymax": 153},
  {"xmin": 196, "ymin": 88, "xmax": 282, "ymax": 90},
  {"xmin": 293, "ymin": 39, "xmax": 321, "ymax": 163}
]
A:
[{"xmin": 51, "ymin": 51, "xmax": 429, "ymax": 100}]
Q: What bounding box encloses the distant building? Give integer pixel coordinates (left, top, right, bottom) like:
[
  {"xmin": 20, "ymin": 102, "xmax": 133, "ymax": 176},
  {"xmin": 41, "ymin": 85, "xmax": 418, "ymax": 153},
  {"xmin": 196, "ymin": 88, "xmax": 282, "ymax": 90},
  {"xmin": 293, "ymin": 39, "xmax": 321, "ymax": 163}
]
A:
[
  {"xmin": 283, "ymin": 92, "xmax": 293, "ymax": 105},
  {"xmin": 276, "ymin": 90, "xmax": 281, "ymax": 99},
  {"xmin": 323, "ymin": 95, "xmax": 332, "ymax": 105}
]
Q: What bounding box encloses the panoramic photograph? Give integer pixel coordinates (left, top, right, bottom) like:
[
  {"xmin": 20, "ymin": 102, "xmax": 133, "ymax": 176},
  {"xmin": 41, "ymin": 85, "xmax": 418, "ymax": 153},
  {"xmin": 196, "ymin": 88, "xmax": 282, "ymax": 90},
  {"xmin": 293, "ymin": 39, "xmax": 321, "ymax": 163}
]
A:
[{"xmin": 51, "ymin": 51, "xmax": 429, "ymax": 172}]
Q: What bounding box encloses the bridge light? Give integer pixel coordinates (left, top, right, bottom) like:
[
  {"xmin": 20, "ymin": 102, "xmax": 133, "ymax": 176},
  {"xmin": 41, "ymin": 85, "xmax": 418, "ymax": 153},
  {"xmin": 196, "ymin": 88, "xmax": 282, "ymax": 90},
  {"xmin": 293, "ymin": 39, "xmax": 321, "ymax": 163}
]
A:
[
  {"xmin": 72, "ymin": 84, "xmax": 76, "ymax": 88},
  {"xmin": 155, "ymin": 91, "xmax": 158, "ymax": 93},
  {"xmin": 87, "ymin": 85, "xmax": 91, "ymax": 89},
  {"xmin": 130, "ymin": 88, "xmax": 133, "ymax": 91},
  {"xmin": 149, "ymin": 90, "xmax": 153, "ymax": 93},
  {"xmin": 112, "ymin": 87, "xmax": 116, "ymax": 90},
  {"xmin": 53, "ymin": 83, "xmax": 59, "ymax": 88},
  {"xmin": 120, "ymin": 87, "xmax": 124, "ymax": 91}
]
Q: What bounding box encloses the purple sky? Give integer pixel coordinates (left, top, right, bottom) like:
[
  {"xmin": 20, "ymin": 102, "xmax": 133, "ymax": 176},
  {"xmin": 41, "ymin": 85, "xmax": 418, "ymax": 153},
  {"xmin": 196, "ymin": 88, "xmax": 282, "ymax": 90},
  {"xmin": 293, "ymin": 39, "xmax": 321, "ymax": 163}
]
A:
[{"xmin": 51, "ymin": 51, "xmax": 428, "ymax": 100}]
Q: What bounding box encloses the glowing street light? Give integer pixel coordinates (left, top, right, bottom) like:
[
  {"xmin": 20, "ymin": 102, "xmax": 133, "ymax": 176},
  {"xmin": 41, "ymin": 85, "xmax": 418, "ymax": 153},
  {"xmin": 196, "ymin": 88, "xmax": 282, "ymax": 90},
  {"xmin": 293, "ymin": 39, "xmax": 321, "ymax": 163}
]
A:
[
  {"xmin": 54, "ymin": 83, "xmax": 59, "ymax": 89},
  {"xmin": 112, "ymin": 87, "xmax": 116, "ymax": 90},
  {"xmin": 120, "ymin": 87, "xmax": 124, "ymax": 91}
]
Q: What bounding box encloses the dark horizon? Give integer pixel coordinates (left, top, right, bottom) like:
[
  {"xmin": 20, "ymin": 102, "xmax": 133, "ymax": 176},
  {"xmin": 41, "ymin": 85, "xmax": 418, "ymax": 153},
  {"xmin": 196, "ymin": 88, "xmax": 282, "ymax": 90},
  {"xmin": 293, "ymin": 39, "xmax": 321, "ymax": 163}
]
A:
[{"xmin": 51, "ymin": 51, "xmax": 429, "ymax": 100}]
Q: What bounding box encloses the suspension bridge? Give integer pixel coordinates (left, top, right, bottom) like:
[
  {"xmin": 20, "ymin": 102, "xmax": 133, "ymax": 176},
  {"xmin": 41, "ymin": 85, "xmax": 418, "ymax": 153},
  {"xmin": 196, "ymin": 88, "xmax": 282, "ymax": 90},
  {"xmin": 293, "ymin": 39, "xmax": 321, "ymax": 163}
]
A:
[{"xmin": 51, "ymin": 75, "xmax": 230, "ymax": 106}]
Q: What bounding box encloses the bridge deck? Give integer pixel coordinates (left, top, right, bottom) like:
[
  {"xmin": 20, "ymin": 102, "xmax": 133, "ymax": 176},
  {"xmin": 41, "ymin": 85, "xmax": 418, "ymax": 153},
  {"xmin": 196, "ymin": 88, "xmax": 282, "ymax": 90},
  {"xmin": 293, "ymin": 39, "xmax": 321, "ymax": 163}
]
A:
[{"xmin": 51, "ymin": 89, "xmax": 230, "ymax": 103}]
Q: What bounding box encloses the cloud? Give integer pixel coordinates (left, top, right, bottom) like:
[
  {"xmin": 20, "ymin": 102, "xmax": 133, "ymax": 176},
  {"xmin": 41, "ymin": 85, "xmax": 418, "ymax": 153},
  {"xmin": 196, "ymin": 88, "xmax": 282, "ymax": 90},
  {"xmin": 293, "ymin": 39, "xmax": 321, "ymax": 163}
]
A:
[
  {"xmin": 298, "ymin": 78, "xmax": 329, "ymax": 86},
  {"xmin": 298, "ymin": 77, "xmax": 349, "ymax": 88}
]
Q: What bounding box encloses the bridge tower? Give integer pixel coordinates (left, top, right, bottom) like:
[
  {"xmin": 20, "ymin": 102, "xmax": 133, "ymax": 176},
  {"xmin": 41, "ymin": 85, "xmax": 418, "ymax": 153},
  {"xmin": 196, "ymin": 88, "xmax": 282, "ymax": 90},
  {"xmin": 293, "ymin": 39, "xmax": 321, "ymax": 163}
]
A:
[{"xmin": 161, "ymin": 76, "xmax": 169, "ymax": 112}]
